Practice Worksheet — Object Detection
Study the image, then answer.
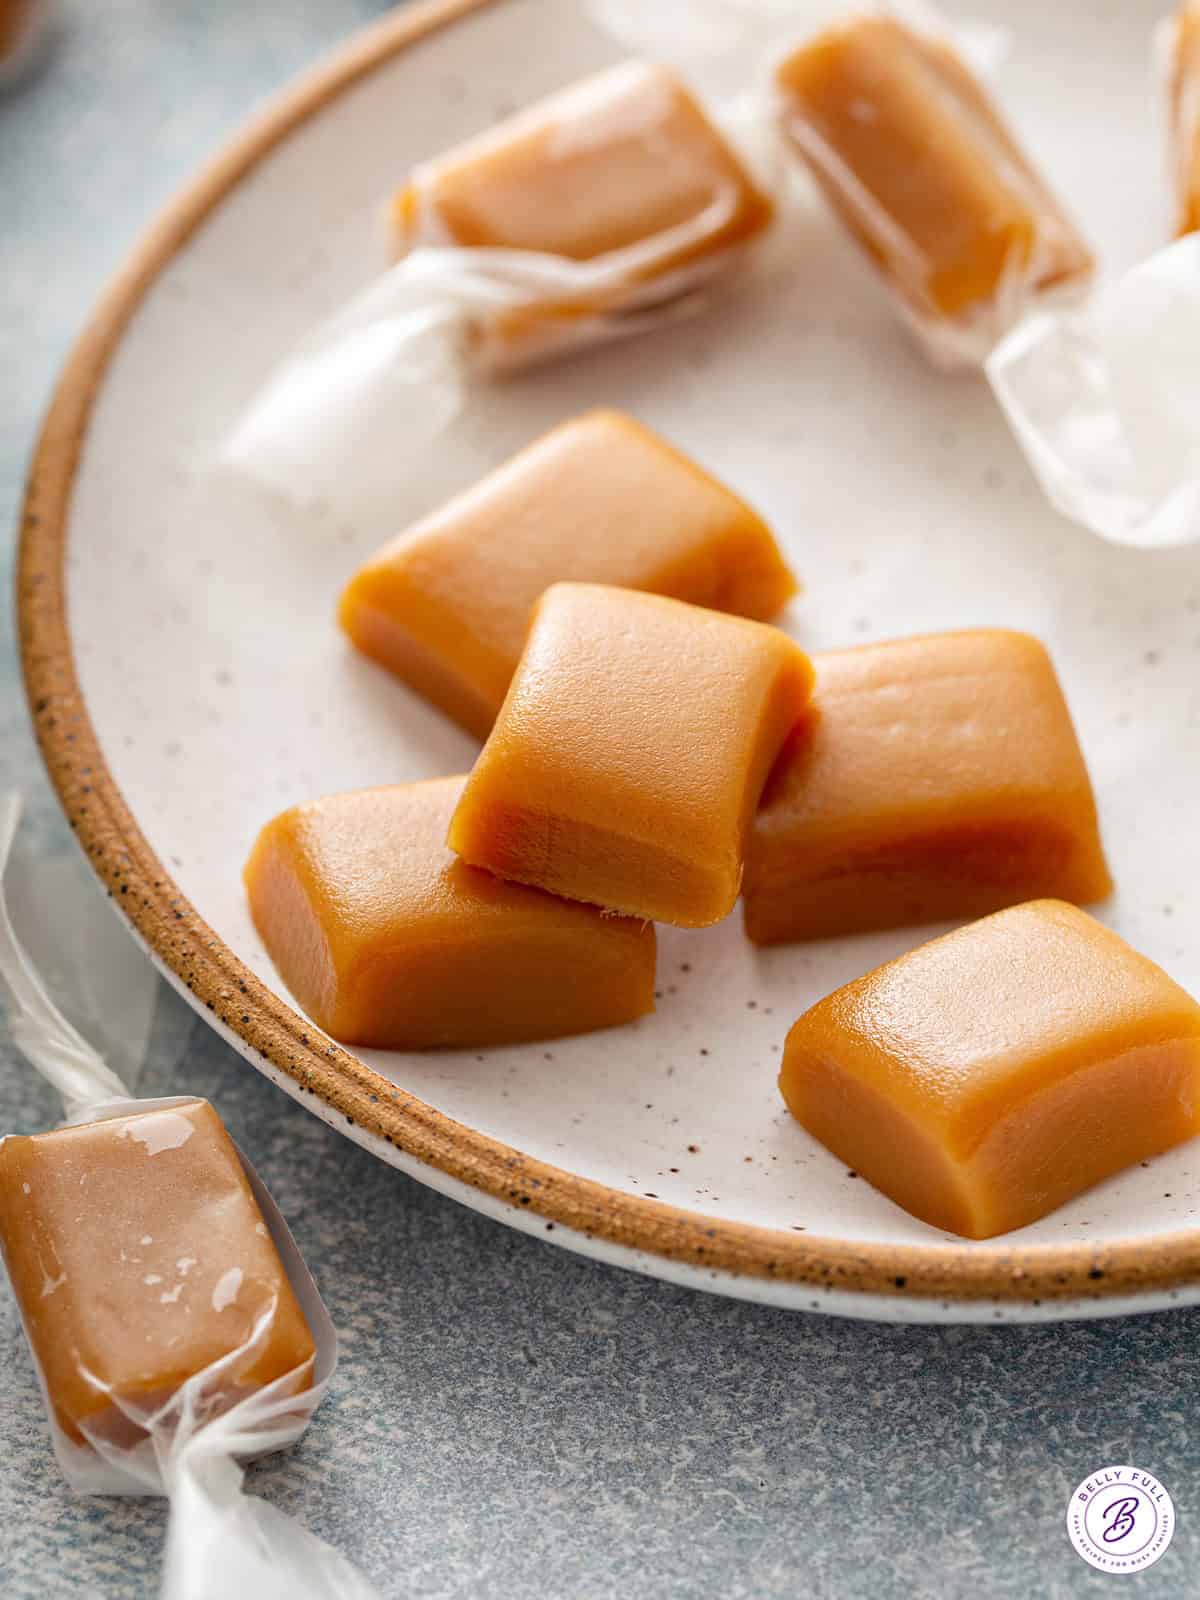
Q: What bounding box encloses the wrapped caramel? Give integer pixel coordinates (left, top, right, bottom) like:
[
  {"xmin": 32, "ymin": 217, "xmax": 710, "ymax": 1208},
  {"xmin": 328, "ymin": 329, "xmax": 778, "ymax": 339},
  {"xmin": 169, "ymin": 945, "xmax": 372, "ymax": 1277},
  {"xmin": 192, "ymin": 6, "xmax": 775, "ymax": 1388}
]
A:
[
  {"xmin": 392, "ymin": 60, "xmax": 774, "ymax": 370},
  {"xmin": 221, "ymin": 59, "xmax": 775, "ymax": 525},
  {"xmin": 0, "ymin": 797, "xmax": 377, "ymax": 1599},
  {"xmin": 773, "ymin": 13, "xmax": 1093, "ymax": 368},
  {"xmin": 588, "ymin": 0, "xmax": 1091, "ymax": 369},
  {"xmin": 1165, "ymin": 0, "xmax": 1200, "ymax": 237}
]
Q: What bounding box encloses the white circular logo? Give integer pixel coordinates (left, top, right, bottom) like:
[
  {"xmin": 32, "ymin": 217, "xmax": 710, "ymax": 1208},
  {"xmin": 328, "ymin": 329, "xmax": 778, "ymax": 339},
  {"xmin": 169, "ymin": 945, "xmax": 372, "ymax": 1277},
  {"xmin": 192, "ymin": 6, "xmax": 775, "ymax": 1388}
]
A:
[{"xmin": 1066, "ymin": 1466, "xmax": 1175, "ymax": 1573}]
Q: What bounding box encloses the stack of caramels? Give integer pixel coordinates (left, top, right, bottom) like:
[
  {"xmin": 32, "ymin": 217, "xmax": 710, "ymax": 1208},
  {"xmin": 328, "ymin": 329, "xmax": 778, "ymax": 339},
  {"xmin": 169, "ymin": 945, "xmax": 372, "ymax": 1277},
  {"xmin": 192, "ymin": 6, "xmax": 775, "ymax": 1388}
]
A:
[{"xmin": 242, "ymin": 21, "xmax": 1200, "ymax": 1243}]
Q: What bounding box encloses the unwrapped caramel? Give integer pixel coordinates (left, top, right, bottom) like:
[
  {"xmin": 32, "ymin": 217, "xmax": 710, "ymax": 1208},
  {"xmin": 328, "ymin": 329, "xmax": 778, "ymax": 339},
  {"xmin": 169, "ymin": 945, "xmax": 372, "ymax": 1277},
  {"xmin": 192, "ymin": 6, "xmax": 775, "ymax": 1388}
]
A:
[
  {"xmin": 340, "ymin": 409, "xmax": 797, "ymax": 738},
  {"xmin": 744, "ymin": 630, "xmax": 1112, "ymax": 944},
  {"xmin": 781, "ymin": 900, "xmax": 1200, "ymax": 1238},
  {"xmin": 393, "ymin": 60, "xmax": 774, "ymax": 366},
  {"xmin": 245, "ymin": 776, "xmax": 656, "ymax": 1047},
  {"xmin": 775, "ymin": 16, "xmax": 1093, "ymax": 363},
  {"xmin": 448, "ymin": 583, "xmax": 813, "ymax": 926},
  {"xmin": 0, "ymin": 1099, "xmax": 315, "ymax": 1444}
]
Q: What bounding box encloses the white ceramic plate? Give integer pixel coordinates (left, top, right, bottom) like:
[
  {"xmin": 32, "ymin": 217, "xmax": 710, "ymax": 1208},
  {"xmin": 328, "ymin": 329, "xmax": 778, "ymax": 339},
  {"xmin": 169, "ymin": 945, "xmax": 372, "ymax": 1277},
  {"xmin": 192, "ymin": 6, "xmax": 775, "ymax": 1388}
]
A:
[{"xmin": 22, "ymin": 0, "xmax": 1200, "ymax": 1321}]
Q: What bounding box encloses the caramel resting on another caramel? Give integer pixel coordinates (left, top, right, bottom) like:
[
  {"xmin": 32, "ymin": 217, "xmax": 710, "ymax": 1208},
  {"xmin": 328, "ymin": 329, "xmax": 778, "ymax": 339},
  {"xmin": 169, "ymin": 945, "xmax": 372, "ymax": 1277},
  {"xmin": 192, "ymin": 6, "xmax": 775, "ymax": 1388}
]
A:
[
  {"xmin": 744, "ymin": 630, "xmax": 1112, "ymax": 945},
  {"xmin": 775, "ymin": 17, "xmax": 1092, "ymax": 355},
  {"xmin": 1168, "ymin": 2, "xmax": 1200, "ymax": 236},
  {"xmin": 780, "ymin": 901, "xmax": 1200, "ymax": 1239},
  {"xmin": 245, "ymin": 776, "xmax": 656, "ymax": 1048},
  {"xmin": 0, "ymin": 1100, "xmax": 315, "ymax": 1444},
  {"xmin": 339, "ymin": 409, "xmax": 797, "ymax": 739},
  {"xmin": 448, "ymin": 584, "xmax": 814, "ymax": 927},
  {"xmin": 393, "ymin": 61, "xmax": 774, "ymax": 365}
]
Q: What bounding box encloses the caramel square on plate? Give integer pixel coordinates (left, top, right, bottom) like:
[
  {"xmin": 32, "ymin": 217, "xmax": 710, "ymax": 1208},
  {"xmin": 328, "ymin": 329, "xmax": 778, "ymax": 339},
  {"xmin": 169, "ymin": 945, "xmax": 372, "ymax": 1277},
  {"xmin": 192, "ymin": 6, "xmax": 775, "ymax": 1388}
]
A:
[
  {"xmin": 744, "ymin": 629, "xmax": 1112, "ymax": 944},
  {"xmin": 246, "ymin": 776, "xmax": 656, "ymax": 1047},
  {"xmin": 448, "ymin": 583, "xmax": 814, "ymax": 927},
  {"xmin": 340, "ymin": 409, "xmax": 796, "ymax": 739},
  {"xmin": 780, "ymin": 900, "xmax": 1200, "ymax": 1238}
]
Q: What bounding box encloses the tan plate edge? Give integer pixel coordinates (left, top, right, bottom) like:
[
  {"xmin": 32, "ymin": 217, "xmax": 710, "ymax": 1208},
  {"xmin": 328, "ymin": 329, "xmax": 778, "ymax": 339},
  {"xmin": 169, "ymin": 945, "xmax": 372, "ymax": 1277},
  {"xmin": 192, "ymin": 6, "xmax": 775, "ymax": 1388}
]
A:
[{"xmin": 17, "ymin": 0, "xmax": 1200, "ymax": 1306}]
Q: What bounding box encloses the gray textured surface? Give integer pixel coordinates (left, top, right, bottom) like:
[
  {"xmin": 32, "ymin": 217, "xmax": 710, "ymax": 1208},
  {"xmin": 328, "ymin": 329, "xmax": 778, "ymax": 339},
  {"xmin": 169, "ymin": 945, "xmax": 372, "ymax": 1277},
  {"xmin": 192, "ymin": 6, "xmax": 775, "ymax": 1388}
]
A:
[{"xmin": 1, "ymin": 3, "xmax": 1199, "ymax": 1597}]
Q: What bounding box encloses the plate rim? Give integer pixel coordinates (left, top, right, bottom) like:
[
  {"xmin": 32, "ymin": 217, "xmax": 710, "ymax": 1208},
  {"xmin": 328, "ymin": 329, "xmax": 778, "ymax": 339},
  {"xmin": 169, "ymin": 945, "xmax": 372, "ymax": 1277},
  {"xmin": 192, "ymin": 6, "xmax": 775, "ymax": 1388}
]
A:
[{"xmin": 18, "ymin": 0, "xmax": 1200, "ymax": 1309}]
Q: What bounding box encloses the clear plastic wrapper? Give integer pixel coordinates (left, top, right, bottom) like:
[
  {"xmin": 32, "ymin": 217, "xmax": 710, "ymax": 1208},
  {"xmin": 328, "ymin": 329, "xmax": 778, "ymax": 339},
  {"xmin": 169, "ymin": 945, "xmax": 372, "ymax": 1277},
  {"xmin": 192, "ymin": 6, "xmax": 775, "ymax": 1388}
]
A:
[
  {"xmin": 222, "ymin": 58, "xmax": 775, "ymax": 520},
  {"xmin": 222, "ymin": 4, "xmax": 1030, "ymax": 520},
  {"xmin": 0, "ymin": 795, "xmax": 378, "ymax": 1600},
  {"xmin": 591, "ymin": 0, "xmax": 1084, "ymax": 370},
  {"xmin": 1, "ymin": 821, "xmax": 177, "ymax": 1103},
  {"xmin": 223, "ymin": 241, "xmax": 740, "ymax": 528},
  {"xmin": 771, "ymin": 9, "xmax": 1089, "ymax": 368},
  {"xmin": 986, "ymin": 234, "xmax": 1200, "ymax": 550}
]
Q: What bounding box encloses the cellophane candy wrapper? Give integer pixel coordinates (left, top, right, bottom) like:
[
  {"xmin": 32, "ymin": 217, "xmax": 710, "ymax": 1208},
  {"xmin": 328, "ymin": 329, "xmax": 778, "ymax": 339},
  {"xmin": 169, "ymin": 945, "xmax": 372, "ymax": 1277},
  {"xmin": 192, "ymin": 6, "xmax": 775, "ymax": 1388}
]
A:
[
  {"xmin": 0, "ymin": 795, "xmax": 378, "ymax": 1600},
  {"xmin": 220, "ymin": 55, "xmax": 778, "ymax": 525},
  {"xmin": 0, "ymin": 804, "xmax": 186, "ymax": 1106},
  {"xmin": 222, "ymin": 242, "xmax": 733, "ymax": 529},
  {"xmin": 986, "ymin": 234, "xmax": 1200, "ymax": 550},
  {"xmin": 587, "ymin": 0, "xmax": 1071, "ymax": 372}
]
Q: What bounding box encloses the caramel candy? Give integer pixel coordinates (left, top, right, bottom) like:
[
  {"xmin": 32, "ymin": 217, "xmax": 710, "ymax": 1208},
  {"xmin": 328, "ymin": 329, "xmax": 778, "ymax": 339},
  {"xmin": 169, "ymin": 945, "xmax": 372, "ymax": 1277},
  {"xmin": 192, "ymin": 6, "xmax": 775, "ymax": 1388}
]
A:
[
  {"xmin": 744, "ymin": 631, "xmax": 1112, "ymax": 944},
  {"xmin": 0, "ymin": 1100, "xmax": 315, "ymax": 1444},
  {"xmin": 0, "ymin": 0, "xmax": 32, "ymax": 55},
  {"xmin": 775, "ymin": 17, "xmax": 1092, "ymax": 359},
  {"xmin": 448, "ymin": 584, "xmax": 813, "ymax": 926},
  {"xmin": 1168, "ymin": 2, "xmax": 1200, "ymax": 236},
  {"xmin": 394, "ymin": 60, "xmax": 774, "ymax": 365},
  {"xmin": 245, "ymin": 776, "xmax": 656, "ymax": 1047},
  {"xmin": 781, "ymin": 901, "xmax": 1200, "ymax": 1238},
  {"xmin": 0, "ymin": 0, "xmax": 43, "ymax": 67},
  {"xmin": 339, "ymin": 409, "xmax": 797, "ymax": 739}
]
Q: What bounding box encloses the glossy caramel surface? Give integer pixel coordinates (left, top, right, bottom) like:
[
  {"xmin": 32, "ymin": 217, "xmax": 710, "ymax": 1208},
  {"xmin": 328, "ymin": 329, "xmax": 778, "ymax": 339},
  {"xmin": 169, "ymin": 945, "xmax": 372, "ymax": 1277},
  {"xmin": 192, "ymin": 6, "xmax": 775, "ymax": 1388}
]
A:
[
  {"xmin": 339, "ymin": 409, "xmax": 797, "ymax": 739},
  {"xmin": 744, "ymin": 630, "xmax": 1112, "ymax": 943},
  {"xmin": 245, "ymin": 776, "xmax": 656, "ymax": 1047},
  {"xmin": 775, "ymin": 17, "xmax": 1092, "ymax": 324},
  {"xmin": 394, "ymin": 60, "xmax": 773, "ymax": 272},
  {"xmin": 1169, "ymin": 2, "xmax": 1200, "ymax": 236},
  {"xmin": 0, "ymin": 1100, "xmax": 315, "ymax": 1442},
  {"xmin": 448, "ymin": 584, "xmax": 814, "ymax": 927},
  {"xmin": 781, "ymin": 902, "xmax": 1200, "ymax": 1237}
]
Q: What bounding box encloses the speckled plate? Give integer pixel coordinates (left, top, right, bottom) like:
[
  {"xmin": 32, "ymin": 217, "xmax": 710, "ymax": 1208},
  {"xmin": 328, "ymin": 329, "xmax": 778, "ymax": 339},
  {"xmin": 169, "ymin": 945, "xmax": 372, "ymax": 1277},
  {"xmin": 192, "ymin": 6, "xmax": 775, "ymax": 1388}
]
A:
[{"xmin": 20, "ymin": 0, "xmax": 1200, "ymax": 1322}]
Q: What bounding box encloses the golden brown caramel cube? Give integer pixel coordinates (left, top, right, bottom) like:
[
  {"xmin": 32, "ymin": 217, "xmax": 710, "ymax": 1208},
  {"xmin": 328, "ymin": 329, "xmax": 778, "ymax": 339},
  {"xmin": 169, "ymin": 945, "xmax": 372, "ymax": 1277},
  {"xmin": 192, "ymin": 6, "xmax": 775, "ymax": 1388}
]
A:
[
  {"xmin": 393, "ymin": 61, "xmax": 773, "ymax": 365},
  {"xmin": 339, "ymin": 409, "xmax": 797, "ymax": 739},
  {"xmin": 744, "ymin": 631, "xmax": 1112, "ymax": 945},
  {"xmin": 0, "ymin": 1100, "xmax": 315, "ymax": 1444},
  {"xmin": 780, "ymin": 901, "xmax": 1200, "ymax": 1238},
  {"xmin": 245, "ymin": 777, "xmax": 656, "ymax": 1048},
  {"xmin": 448, "ymin": 584, "xmax": 814, "ymax": 927},
  {"xmin": 1167, "ymin": 2, "xmax": 1200, "ymax": 236},
  {"xmin": 775, "ymin": 18, "xmax": 1092, "ymax": 356}
]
